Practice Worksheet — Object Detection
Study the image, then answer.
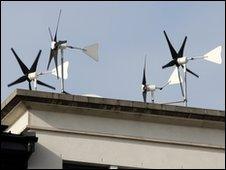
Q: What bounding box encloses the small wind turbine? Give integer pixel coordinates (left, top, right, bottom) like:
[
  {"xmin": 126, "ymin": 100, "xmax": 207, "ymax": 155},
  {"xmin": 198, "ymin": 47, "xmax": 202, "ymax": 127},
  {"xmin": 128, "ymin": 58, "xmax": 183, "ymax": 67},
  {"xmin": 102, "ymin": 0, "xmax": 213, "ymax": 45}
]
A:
[
  {"xmin": 47, "ymin": 9, "xmax": 99, "ymax": 93},
  {"xmin": 141, "ymin": 55, "xmax": 182, "ymax": 103},
  {"xmin": 8, "ymin": 48, "xmax": 55, "ymax": 90},
  {"xmin": 162, "ymin": 30, "xmax": 222, "ymax": 106}
]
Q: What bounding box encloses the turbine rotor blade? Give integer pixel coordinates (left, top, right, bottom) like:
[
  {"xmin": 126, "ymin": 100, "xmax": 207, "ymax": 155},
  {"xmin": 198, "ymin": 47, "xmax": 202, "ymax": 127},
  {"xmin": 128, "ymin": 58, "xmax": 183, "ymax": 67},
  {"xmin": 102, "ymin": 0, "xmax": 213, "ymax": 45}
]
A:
[
  {"xmin": 8, "ymin": 75, "xmax": 27, "ymax": 87},
  {"xmin": 186, "ymin": 68, "xmax": 199, "ymax": 78},
  {"xmin": 162, "ymin": 60, "xmax": 176, "ymax": 69},
  {"xmin": 163, "ymin": 31, "xmax": 178, "ymax": 59},
  {"xmin": 11, "ymin": 48, "xmax": 29, "ymax": 75},
  {"xmin": 181, "ymin": 65, "xmax": 199, "ymax": 78},
  {"xmin": 37, "ymin": 80, "xmax": 56, "ymax": 90},
  {"xmin": 48, "ymin": 27, "xmax": 53, "ymax": 41},
  {"xmin": 29, "ymin": 81, "xmax": 32, "ymax": 90},
  {"xmin": 47, "ymin": 49, "xmax": 54, "ymax": 70},
  {"xmin": 142, "ymin": 55, "xmax": 147, "ymax": 85},
  {"xmin": 54, "ymin": 9, "xmax": 62, "ymax": 42},
  {"xmin": 30, "ymin": 50, "xmax": 42, "ymax": 72},
  {"xmin": 178, "ymin": 36, "xmax": 187, "ymax": 58},
  {"xmin": 54, "ymin": 52, "xmax": 59, "ymax": 79},
  {"xmin": 47, "ymin": 49, "xmax": 59, "ymax": 79},
  {"xmin": 56, "ymin": 40, "xmax": 67, "ymax": 46}
]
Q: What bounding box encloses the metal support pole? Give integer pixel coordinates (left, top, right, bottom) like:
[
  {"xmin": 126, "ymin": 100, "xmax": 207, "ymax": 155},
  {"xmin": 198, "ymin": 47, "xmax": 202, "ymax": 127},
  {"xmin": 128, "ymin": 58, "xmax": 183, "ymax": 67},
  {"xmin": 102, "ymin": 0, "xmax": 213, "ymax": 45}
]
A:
[
  {"xmin": 151, "ymin": 91, "xmax": 154, "ymax": 103},
  {"xmin": 183, "ymin": 64, "xmax": 187, "ymax": 106},
  {"xmin": 34, "ymin": 78, "xmax": 37, "ymax": 90},
  {"xmin": 188, "ymin": 56, "xmax": 207, "ymax": 60},
  {"xmin": 67, "ymin": 45, "xmax": 84, "ymax": 51},
  {"xmin": 177, "ymin": 67, "xmax": 185, "ymax": 99},
  {"xmin": 60, "ymin": 49, "xmax": 64, "ymax": 93}
]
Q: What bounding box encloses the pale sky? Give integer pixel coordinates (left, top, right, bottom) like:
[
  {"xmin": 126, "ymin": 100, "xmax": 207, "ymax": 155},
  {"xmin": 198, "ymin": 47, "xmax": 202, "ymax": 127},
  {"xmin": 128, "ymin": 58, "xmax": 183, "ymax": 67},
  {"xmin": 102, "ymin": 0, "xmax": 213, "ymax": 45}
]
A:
[{"xmin": 1, "ymin": 1, "xmax": 225, "ymax": 110}]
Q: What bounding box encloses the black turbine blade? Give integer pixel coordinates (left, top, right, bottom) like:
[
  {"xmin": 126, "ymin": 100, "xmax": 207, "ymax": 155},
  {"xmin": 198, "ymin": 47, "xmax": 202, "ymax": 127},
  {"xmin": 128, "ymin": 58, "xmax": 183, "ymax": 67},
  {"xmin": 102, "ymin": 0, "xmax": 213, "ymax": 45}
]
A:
[
  {"xmin": 47, "ymin": 49, "xmax": 58, "ymax": 67},
  {"xmin": 29, "ymin": 81, "xmax": 32, "ymax": 90},
  {"xmin": 178, "ymin": 36, "xmax": 187, "ymax": 58},
  {"xmin": 11, "ymin": 48, "xmax": 29, "ymax": 75},
  {"xmin": 8, "ymin": 75, "xmax": 27, "ymax": 87},
  {"xmin": 30, "ymin": 50, "xmax": 42, "ymax": 72},
  {"xmin": 181, "ymin": 65, "xmax": 199, "ymax": 78},
  {"xmin": 142, "ymin": 91, "xmax": 147, "ymax": 103},
  {"xmin": 163, "ymin": 31, "xmax": 178, "ymax": 59},
  {"xmin": 48, "ymin": 27, "xmax": 53, "ymax": 41},
  {"xmin": 37, "ymin": 80, "xmax": 56, "ymax": 90},
  {"xmin": 47, "ymin": 49, "xmax": 54, "ymax": 70},
  {"xmin": 54, "ymin": 9, "xmax": 62, "ymax": 42},
  {"xmin": 142, "ymin": 56, "xmax": 147, "ymax": 85},
  {"xmin": 47, "ymin": 49, "xmax": 59, "ymax": 79},
  {"xmin": 162, "ymin": 60, "xmax": 176, "ymax": 69},
  {"xmin": 186, "ymin": 68, "xmax": 199, "ymax": 78},
  {"xmin": 177, "ymin": 67, "xmax": 184, "ymax": 98},
  {"xmin": 54, "ymin": 52, "xmax": 59, "ymax": 79},
  {"xmin": 56, "ymin": 40, "xmax": 67, "ymax": 46}
]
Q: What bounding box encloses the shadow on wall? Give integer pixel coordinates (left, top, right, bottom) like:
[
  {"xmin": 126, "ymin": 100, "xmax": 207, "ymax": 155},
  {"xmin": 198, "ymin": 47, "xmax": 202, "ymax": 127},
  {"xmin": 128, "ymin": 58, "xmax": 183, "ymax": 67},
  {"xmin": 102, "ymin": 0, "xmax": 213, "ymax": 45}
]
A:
[{"xmin": 28, "ymin": 143, "xmax": 62, "ymax": 169}]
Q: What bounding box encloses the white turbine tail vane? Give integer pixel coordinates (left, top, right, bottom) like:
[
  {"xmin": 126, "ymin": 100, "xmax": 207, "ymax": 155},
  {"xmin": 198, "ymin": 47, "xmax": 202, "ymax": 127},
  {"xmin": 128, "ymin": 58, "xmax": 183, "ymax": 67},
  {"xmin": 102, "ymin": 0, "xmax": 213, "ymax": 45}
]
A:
[
  {"xmin": 52, "ymin": 61, "xmax": 69, "ymax": 79},
  {"xmin": 203, "ymin": 46, "xmax": 222, "ymax": 64},
  {"xmin": 83, "ymin": 43, "xmax": 99, "ymax": 62},
  {"xmin": 168, "ymin": 67, "xmax": 183, "ymax": 85}
]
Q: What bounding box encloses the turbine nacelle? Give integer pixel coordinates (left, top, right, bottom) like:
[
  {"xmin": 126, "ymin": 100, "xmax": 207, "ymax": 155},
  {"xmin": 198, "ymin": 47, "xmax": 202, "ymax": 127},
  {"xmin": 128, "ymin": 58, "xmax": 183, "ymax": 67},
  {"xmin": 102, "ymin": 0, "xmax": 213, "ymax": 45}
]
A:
[
  {"xmin": 177, "ymin": 56, "xmax": 188, "ymax": 65},
  {"xmin": 59, "ymin": 42, "xmax": 67, "ymax": 50},
  {"xmin": 141, "ymin": 84, "xmax": 157, "ymax": 92},
  {"xmin": 141, "ymin": 84, "xmax": 163, "ymax": 92}
]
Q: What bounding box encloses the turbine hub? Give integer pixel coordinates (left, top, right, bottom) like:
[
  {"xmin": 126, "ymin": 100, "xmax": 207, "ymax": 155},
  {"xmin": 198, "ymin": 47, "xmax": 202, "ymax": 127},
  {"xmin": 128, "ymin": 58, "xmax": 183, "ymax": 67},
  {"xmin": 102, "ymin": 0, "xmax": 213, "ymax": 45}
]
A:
[
  {"xmin": 51, "ymin": 41, "xmax": 56, "ymax": 49},
  {"xmin": 28, "ymin": 72, "xmax": 37, "ymax": 81}
]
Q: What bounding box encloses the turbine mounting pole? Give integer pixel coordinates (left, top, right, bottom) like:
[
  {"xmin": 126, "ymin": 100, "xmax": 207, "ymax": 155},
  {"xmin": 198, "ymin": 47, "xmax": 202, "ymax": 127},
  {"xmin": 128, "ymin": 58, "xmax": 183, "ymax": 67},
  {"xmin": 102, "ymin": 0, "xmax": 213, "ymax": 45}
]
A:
[
  {"xmin": 151, "ymin": 91, "xmax": 154, "ymax": 103},
  {"xmin": 34, "ymin": 78, "xmax": 37, "ymax": 90},
  {"xmin": 183, "ymin": 64, "xmax": 187, "ymax": 106},
  {"xmin": 60, "ymin": 49, "xmax": 64, "ymax": 93}
]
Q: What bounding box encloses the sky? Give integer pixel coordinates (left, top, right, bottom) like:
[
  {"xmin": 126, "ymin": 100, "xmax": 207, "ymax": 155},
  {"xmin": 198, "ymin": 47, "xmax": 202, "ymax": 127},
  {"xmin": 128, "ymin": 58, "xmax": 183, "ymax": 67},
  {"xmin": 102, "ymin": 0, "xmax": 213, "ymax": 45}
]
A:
[{"xmin": 1, "ymin": 1, "xmax": 225, "ymax": 110}]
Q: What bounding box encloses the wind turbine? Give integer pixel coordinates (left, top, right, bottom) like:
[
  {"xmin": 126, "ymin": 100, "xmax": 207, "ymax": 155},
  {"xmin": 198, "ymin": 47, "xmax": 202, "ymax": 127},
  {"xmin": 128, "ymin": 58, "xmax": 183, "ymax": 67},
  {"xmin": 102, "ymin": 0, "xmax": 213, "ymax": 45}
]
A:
[
  {"xmin": 162, "ymin": 30, "xmax": 222, "ymax": 106},
  {"xmin": 8, "ymin": 48, "xmax": 55, "ymax": 90},
  {"xmin": 141, "ymin": 55, "xmax": 182, "ymax": 103},
  {"xmin": 47, "ymin": 9, "xmax": 99, "ymax": 93}
]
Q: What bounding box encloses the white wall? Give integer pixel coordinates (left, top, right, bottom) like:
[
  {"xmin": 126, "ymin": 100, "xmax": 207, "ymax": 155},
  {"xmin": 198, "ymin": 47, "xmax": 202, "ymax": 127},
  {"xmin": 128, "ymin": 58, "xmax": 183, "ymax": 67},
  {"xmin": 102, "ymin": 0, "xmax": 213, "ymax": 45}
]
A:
[
  {"xmin": 29, "ymin": 109, "xmax": 225, "ymax": 148},
  {"xmin": 28, "ymin": 130, "xmax": 225, "ymax": 169},
  {"xmin": 3, "ymin": 106, "xmax": 225, "ymax": 169}
]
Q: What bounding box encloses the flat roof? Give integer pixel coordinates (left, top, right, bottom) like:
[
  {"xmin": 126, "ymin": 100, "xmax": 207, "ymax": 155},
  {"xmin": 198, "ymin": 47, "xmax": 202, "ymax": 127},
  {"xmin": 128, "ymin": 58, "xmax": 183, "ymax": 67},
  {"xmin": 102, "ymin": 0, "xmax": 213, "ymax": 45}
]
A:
[{"xmin": 1, "ymin": 89, "xmax": 225, "ymax": 124}]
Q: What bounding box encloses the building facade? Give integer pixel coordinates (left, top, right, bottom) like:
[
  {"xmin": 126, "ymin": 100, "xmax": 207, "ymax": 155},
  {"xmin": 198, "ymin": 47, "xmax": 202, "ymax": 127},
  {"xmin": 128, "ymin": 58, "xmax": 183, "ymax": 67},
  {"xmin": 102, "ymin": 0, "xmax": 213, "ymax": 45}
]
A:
[{"xmin": 1, "ymin": 89, "xmax": 225, "ymax": 169}]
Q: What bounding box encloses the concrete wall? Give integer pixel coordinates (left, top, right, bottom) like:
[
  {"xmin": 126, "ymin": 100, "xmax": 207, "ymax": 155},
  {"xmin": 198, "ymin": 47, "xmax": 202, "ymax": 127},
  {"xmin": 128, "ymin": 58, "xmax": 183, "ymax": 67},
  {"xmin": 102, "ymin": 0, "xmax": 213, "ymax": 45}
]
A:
[
  {"xmin": 1, "ymin": 94, "xmax": 224, "ymax": 169},
  {"xmin": 28, "ymin": 130, "xmax": 224, "ymax": 169},
  {"xmin": 28, "ymin": 109, "xmax": 224, "ymax": 148},
  {"xmin": 5, "ymin": 108, "xmax": 224, "ymax": 169}
]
